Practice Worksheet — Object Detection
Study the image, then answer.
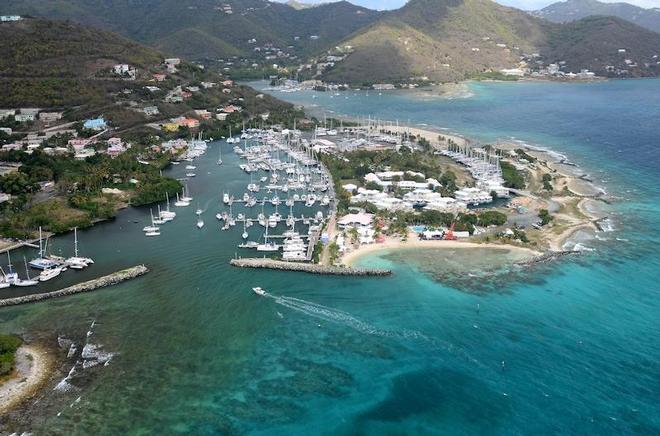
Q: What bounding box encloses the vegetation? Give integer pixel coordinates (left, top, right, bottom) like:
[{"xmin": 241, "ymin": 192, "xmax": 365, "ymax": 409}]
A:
[
  {"xmin": 477, "ymin": 211, "xmax": 508, "ymax": 227},
  {"xmin": 7, "ymin": 0, "xmax": 382, "ymax": 62},
  {"xmin": 0, "ymin": 148, "xmax": 181, "ymax": 238},
  {"xmin": 538, "ymin": 209, "xmax": 554, "ymax": 226},
  {"xmin": 542, "ymin": 173, "xmax": 553, "ymax": 191},
  {"xmin": 500, "ymin": 161, "xmax": 526, "ymax": 190},
  {"xmin": 0, "ymin": 334, "xmax": 22, "ymax": 378}
]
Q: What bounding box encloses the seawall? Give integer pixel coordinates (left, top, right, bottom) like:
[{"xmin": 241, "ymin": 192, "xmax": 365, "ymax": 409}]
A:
[
  {"xmin": 0, "ymin": 265, "xmax": 149, "ymax": 308},
  {"xmin": 230, "ymin": 258, "xmax": 391, "ymax": 276}
]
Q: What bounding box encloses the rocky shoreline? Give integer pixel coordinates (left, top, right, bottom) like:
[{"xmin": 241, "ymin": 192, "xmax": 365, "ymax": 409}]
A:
[
  {"xmin": 230, "ymin": 258, "xmax": 391, "ymax": 276},
  {"xmin": 0, "ymin": 265, "xmax": 149, "ymax": 307}
]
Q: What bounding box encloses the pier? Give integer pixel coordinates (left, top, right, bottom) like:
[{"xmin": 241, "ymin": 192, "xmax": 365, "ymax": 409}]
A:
[
  {"xmin": 230, "ymin": 258, "xmax": 391, "ymax": 276},
  {"xmin": 0, "ymin": 265, "xmax": 149, "ymax": 307}
]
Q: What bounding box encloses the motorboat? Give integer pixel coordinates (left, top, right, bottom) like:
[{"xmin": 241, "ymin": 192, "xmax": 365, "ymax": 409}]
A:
[
  {"xmin": 252, "ymin": 287, "xmax": 267, "ymax": 296},
  {"xmin": 39, "ymin": 266, "xmax": 63, "ymax": 282},
  {"xmin": 197, "ymin": 218, "xmax": 204, "ymax": 229}
]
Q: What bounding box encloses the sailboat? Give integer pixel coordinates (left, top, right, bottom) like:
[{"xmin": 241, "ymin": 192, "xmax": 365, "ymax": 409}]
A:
[
  {"xmin": 4, "ymin": 252, "xmax": 19, "ymax": 285},
  {"xmin": 217, "ymin": 144, "xmax": 223, "ymax": 165},
  {"xmin": 197, "ymin": 217, "xmax": 205, "ymax": 229},
  {"xmin": 242, "ymin": 220, "xmax": 249, "ymax": 240},
  {"xmin": 143, "ymin": 209, "xmax": 161, "ymax": 236},
  {"xmin": 0, "ymin": 267, "xmax": 10, "ymax": 288},
  {"xmin": 174, "ymin": 192, "xmax": 190, "ymax": 207},
  {"xmin": 160, "ymin": 193, "xmax": 177, "ymax": 221},
  {"xmin": 181, "ymin": 185, "xmax": 193, "ymax": 202},
  {"xmin": 28, "ymin": 227, "xmax": 60, "ymax": 270},
  {"xmin": 14, "ymin": 257, "xmax": 38, "ymax": 287},
  {"xmin": 66, "ymin": 227, "xmax": 94, "ymax": 270}
]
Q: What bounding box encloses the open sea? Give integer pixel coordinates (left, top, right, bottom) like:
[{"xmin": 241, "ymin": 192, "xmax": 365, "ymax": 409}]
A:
[{"xmin": 1, "ymin": 79, "xmax": 659, "ymax": 435}]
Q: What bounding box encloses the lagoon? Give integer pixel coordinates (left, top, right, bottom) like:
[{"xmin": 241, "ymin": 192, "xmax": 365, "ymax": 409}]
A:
[{"xmin": 1, "ymin": 79, "xmax": 659, "ymax": 435}]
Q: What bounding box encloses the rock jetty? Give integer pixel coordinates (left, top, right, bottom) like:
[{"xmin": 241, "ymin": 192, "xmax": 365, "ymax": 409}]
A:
[
  {"xmin": 230, "ymin": 258, "xmax": 391, "ymax": 276},
  {"xmin": 0, "ymin": 265, "xmax": 149, "ymax": 308}
]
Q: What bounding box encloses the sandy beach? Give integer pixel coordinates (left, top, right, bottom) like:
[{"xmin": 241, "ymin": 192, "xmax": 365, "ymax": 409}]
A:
[
  {"xmin": 341, "ymin": 235, "xmax": 542, "ymax": 267},
  {"xmin": 0, "ymin": 344, "xmax": 54, "ymax": 414}
]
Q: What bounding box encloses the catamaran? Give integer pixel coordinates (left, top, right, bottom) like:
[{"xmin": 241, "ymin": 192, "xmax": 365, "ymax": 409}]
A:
[
  {"xmin": 66, "ymin": 227, "xmax": 94, "ymax": 270},
  {"xmin": 29, "ymin": 227, "xmax": 60, "ymax": 270}
]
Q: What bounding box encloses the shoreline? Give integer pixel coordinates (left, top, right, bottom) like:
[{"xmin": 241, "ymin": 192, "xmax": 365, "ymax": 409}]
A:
[
  {"xmin": 342, "ymin": 236, "xmax": 542, "ymax": 267},
  {"xmin": 0, "ymin": 344, "xmax": 54, "ymax": 415}
]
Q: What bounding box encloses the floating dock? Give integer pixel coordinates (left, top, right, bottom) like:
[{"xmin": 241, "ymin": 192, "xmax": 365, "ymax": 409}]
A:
[
  {"xmin": 0, "ymin": 265, "xmax": 149, "ymax": 308},
  {"xmin": 230, "ymin": 258, "xmax": 391, "ymax": 276}
]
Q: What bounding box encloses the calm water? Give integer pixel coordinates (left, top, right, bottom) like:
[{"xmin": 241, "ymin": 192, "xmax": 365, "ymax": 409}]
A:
[{"xmin": 1, "ymin": 80, "xmax": 659, "ymax": 435}]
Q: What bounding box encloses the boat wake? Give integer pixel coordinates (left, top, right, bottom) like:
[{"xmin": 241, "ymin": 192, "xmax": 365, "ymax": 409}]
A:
[{"xmin": 267, "ymin": 294, "xmax": 482, "ymax": 366}]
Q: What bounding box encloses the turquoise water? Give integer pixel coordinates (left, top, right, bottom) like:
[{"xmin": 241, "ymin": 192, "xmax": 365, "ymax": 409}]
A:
[{"xmin": 1, "ymin": 80, "xmax": 659, "ymax": 434}]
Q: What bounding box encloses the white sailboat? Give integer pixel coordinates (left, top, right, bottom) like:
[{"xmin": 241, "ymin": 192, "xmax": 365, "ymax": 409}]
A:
[
  {"xmin": 28, "ymin": 227, "xmax": 60, "ymax": 270},
  {"xmin": 14, "ymin": 257, "xmax": 38, "ymax": 287},
  {"xmin": 161, "ymin": 193, "xmax": 177, "ymax": 221},
  {"xmin": 217, "ymin": 144, "xmax": 223, "ymax": 165},
  {"xmin": 174, "ymin": 192, "xmax": 190, "ymax": 207},
  {"xmin": 197, "ymin": 217, "xmax": 205, "ymax": 229},
  {"xmin": 0, "ymin": 267, "xmax": 10, "ymax": 289},
  {"xmin": 66, "ymin": 227, "xmax": 94, "ymax": 270},
  {"xmin": 4, "ymin": 252, "xmax": 18, "ymax": 285},
  {"xmin": 144, "ymin": 209, "xmax": 161, "ymax": 236}
]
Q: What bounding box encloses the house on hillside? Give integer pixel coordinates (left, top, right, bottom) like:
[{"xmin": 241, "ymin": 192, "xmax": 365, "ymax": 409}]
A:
[
  {"xmin": 39, "ymin": 112, "xmax": 64, "ymax": 123},
  {"xmin": 153, "ymin": 73, "xmax": 166, "ymax": 82}
]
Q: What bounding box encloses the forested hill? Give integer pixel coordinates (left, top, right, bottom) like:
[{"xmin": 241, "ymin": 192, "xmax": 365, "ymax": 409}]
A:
[
  {"xmin": 1, "ymin": 0, "xmax": 383, "ymax": 60},
  {"xmin": 321, "ymin": 0, "xmax": 660, "ymax": 83},
  {"xmin": 534, "ymin": 0, "xmax": 660, "ymax": 34}
]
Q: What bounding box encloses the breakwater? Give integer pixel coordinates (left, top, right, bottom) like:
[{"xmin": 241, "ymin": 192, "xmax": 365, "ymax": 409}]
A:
[
  {"xmin": 230, "ymin": 258, "xmax": 391, "ymax": 276},
  {"xmin": 0, "ymin": 265, "xmax": 149, "ymax": 308}
]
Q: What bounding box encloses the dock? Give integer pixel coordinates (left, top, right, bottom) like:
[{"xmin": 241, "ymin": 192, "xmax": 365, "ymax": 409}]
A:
[
  {"xmin": 230, "ymin": 258, "xmax": 391, "ymax": 276},
  {"xmin": 0, "ymin": 265, "xmax": 149, "ymax": 308}
]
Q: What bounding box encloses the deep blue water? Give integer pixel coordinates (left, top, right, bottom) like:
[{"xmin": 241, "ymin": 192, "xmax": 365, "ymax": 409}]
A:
[{"xmin": 0, "ymin": 80, "xmax": 659, "ymax": 435}]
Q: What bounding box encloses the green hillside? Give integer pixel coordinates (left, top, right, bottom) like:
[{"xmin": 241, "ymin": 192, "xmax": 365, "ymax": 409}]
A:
[
  {"xmin": 323, "ymin": 0, "xmax": 660, "ymax": 83},
  {"xmin": 534, "ymin": 0, "xmax": 660, "ymax": 34},
  {"xmin": 1, "ymin": 0, "xmax": 383, "ymax": 60}
]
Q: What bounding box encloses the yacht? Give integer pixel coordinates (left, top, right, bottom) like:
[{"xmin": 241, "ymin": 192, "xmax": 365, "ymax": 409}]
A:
[
  {"xmin": 238, "ymin": 241, "xmax": 259, "ymax": 249},
  {"xmin": 39, "ymin": 266, "xmax": 64, "ymax": 282},
  {"xmin": 185, "ymin": 165, "xmax": 196, "ymax": 170},
  {"xmin": 197, "ymin": 218, "xmax": 204, "ymax": 229},
  {"xmin": 185, "ymin": 172, "xmax": 196, "ymax": 178},
  {"xmin": 66, "ymin": 227, "xmax": 93, "ymax": 270}
]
